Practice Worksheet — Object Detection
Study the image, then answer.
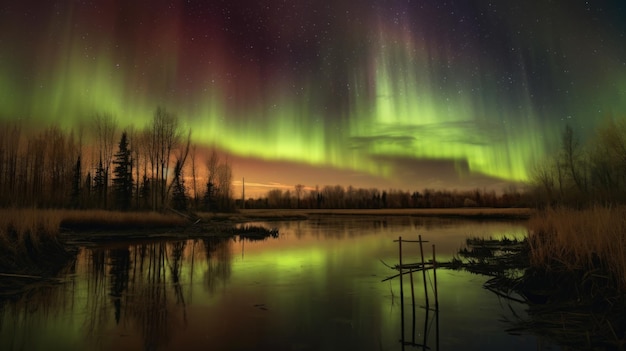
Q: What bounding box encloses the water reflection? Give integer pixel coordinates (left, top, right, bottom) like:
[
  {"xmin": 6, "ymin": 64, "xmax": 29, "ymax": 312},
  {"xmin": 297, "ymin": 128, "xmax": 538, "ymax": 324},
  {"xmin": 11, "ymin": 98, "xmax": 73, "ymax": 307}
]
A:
[
  {"xmin": 0, "ymin": 219, "xmax": 552, "ymax": 351},
  {"xmin": 203, "ymin": 237, "xmax": 233, "ymax": 293},
  {"xmin": 0, "ymin": 255, "xmax": 77, "ymax": 350},
  {"xmin": 97, "ymin": 238, "xmax": 234, "ymax": 350}
]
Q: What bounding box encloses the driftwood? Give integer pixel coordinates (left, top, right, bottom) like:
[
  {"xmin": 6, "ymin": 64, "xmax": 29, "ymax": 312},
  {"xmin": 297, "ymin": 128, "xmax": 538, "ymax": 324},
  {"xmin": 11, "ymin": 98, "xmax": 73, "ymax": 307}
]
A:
[{"xmin": 0, "ymin": 272, "xmax": 42, "ymax": 279}]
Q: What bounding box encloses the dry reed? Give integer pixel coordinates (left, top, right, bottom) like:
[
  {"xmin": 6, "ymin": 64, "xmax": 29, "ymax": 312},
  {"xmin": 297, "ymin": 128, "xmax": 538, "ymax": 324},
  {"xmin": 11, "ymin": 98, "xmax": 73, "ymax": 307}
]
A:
[
  {"xmin": 527, "ymin": 206, "xmax": 626, "ymax": 290},
  {"xmin": 0, "ymin": 209, "xmax": 188, "ymax": 242},
  {"xmin": 0, "ymin": 208, "xmax": 63, "ymax": 242}
]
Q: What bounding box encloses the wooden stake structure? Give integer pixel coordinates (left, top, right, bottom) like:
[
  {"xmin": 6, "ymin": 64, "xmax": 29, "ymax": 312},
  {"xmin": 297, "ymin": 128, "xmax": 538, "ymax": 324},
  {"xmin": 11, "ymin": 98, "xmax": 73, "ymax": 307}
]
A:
[
  {"xmin": 433, "ymin": 244, "xmax": 439, "ymax": 310},
  {"xmin": 398, "ymin": 236, "xmax": 405, "ymax": 346},
  {"xmin": 388, "ymin": 234, "xmax": 440, "ymax": 350},
  {"xmin": 418, "ymin": 234, "xmax": 429, "ymax": 308}
]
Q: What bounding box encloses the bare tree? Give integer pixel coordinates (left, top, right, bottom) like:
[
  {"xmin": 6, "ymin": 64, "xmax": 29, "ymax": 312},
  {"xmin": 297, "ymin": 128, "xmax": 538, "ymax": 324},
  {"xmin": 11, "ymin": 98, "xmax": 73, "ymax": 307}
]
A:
[
  {"xmin": 148, "ymin": 107, "xmax": 181, "ymax": 210},
  {"xmin": 166, "ymin": 128, "xmax": 191, "ymax": 204},
  {"xmin": 216, "ymin": 157, "xmax": 233, "ymax": 211},
  {"xmin": 190, "ymin": 144, "xmax": 198, "ymax": 210},
  {"xmin": 93, "ymin": 113, "xmax": 118, "ymax": 208},
  {"xmin": 0, "ymin": 122, "xmax": 21, "ymax": 206},
  {"xmin": 204, "ymin": 149, "xmax": 220, "ymax": 211},
  {"xmin": 294, "ymin": 184, "xmax": 305, "ymax": 209},
  {"xmin": 561, "ymin": 125, "xmax": 586, "ymax": 193},
  {"xmin": 267, "ymin": 189, "xmax": 283, "ymax": 208},
  {"xmin": 531, "ymin": 161, "xmax": 556, "ymax": 207}
]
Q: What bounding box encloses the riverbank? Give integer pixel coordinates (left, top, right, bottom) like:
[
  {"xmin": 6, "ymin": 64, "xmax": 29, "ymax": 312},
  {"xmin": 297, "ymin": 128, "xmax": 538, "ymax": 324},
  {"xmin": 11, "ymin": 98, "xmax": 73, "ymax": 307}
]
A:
[
  {"xmin": 454, "ymin": 206, "xmax": 626, "ymax": 349},
  {"xmin": 0, "ymin": 207, "xmax": 531, "ymax": 246},
  {"xmin": 222, "ymin": 207, "xmax": 534, "ymax": 221}
]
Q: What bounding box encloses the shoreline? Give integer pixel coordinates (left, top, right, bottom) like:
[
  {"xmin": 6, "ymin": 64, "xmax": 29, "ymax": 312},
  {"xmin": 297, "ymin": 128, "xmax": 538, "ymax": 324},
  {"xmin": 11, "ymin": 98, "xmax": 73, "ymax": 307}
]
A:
[
  {"xmin": 1, "ymin": 207, "xmax": 532, "ymax": 247},
  {"xmin": 227, "ymin": 207, "xmax": 533, "ymax": 221},
  {"xmin": 50, "ymin": 207, "xmax": 530, "ymax": 246}
]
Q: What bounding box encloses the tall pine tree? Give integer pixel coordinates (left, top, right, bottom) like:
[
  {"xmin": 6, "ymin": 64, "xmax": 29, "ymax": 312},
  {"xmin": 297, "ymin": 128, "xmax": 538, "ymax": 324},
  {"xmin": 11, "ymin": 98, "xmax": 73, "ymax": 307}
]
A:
[
  {"xmin": 93, "ymin": 159, "xmax": 106, "ymax": 208},
  {"xmin": 70, "ymin": 156, "xmax": 82, "ymax": 208},
  {"xmin": 112, "ymin": 132, "xmax": 133, "ymax": 210}
]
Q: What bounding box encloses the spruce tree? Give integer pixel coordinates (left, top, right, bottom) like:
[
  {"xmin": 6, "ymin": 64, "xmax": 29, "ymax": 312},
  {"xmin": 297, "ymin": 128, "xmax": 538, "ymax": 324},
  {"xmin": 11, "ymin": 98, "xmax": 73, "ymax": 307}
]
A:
[
  {"xmin": 112, "ymin": 132, "xmax": 133, "ymax": 210},
  {"xmin": 70, "ymin": 156, "xmax": 81, "ymax": 208},
  {"xmin": 93, "ymin": 159, "xmax": 106, "ymax": 208}
]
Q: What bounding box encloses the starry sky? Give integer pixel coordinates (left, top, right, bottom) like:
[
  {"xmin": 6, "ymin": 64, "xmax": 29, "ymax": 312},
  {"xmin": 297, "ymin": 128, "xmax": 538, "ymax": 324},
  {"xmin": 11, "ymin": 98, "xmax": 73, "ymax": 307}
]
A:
[{"xmin": 1, "ymin": 1, "xmax": 626, "ymax": 196}]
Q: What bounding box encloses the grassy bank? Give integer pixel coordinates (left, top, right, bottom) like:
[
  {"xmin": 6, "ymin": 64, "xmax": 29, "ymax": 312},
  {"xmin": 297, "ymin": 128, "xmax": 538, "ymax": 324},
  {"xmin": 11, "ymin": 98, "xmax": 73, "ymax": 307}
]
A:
[
  {"xmin": 0, "ymin": 209, "xmax": 74, "ymax": 280},
  {"xmin": 0, "ymin": 209, "xmax": 188, "ymax": 274},
  {"xmin": 453, "ymin": 206, "xmax": 626, "ymax": 349},
  {"xmin": 0, "ymin": 209, "xmax": 189, "ymax": 238},
  {"xmin": 1, "ymin": 207, "xmax": 532, "ymax": 238},
  {"xmin": 528, "ymin": 206, "xmax": 626, "ymax": 291}
]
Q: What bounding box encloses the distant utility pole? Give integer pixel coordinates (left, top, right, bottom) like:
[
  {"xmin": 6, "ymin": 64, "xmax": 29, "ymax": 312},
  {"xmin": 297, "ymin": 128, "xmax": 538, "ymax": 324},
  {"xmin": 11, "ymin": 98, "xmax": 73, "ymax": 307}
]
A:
[{"xmin": 242, "ymin": 177, "xmax": 245, "ymax": 209}]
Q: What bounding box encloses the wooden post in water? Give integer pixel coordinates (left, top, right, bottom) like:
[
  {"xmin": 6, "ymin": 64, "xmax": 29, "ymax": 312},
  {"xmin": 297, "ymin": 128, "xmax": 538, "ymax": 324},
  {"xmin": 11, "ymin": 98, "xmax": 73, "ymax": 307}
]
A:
[
  {"xmin": 432, "ymin": 244, "xmax": 439, "ymax": 310},
  {"xmin": 242, "ymin": 177, "xmax": 245, "ymax": 209},
  {"xmin": 418, "ymin": 234, "xmax": 430, "ymax": 308},
  {"xmin": 398, "ymin": 236, "xmax": 405, "ymax": 346},
  {"xmin": 410, "ymin": 265, "xmax": 416, "ymax": 344},
  {"xmin": 433, "ymin": 244, "xmax": 440, "ymax": 351}
]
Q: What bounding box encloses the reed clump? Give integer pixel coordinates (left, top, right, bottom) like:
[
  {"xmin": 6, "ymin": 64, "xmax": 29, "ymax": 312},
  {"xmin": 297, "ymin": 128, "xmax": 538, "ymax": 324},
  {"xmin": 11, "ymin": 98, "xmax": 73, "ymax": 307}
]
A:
[
  {"xmin": 0, "ymin": 209, "xmax": 188, "ymax": 272},
  {"xmin": 0, "ymin": 208, "xmax": 63, "ymax": 240},
  {"xmin": 450, "ymin": 207, "xmax": 626, "ymax": 348},
  {"xmin": 0, "ymin": 209, "xmax": 189, "ymax": 237},
  {"xmin": 0, "ymin": 208, "xmax": 71, "ymax": 276},
  {"xmin": 527, "ymin": 206, "xmax": 626, "ymax": 291}
]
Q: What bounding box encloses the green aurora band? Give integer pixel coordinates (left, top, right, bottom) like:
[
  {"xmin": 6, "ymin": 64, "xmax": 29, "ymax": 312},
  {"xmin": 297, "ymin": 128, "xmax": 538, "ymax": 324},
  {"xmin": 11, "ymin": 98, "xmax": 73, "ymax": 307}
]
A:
[{"xmin": 1, "ymin": 1, "xmax": 625, "ymax": 187}]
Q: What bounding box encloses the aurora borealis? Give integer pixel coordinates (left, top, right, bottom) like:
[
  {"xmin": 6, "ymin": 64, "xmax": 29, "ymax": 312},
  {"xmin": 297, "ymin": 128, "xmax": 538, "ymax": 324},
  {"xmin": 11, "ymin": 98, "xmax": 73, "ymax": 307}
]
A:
[{"xmin": 1, "ymin": 1, "xmax": 626, "ymax": 194}]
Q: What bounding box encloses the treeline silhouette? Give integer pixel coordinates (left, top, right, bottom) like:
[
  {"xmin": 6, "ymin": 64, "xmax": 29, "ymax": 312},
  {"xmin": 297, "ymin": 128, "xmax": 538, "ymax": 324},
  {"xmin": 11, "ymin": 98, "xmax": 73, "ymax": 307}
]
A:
[
  {"xmin": 248, "ymin": 120, "xmax": 626, "ymax": 211},
  {"xmin": 0, "ymin": 107, "xmax": 234, "ymax": 212},
  {"xmin": 7, "ymin": 113, "xmax": 615, "ymax": 212},
  {"xmin": 242, "ymin": 185, "xmax": 528, "ymax": 209},
  {"xmin": 529, "ymin": 119, "xmax": 626, "ymax": 208}
]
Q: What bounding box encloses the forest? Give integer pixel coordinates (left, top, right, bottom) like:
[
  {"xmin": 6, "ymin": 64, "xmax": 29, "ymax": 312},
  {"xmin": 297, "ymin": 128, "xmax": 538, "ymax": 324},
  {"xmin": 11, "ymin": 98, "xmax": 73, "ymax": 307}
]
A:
[
  {"xmin": 0, "ymin": 107, "xmax": 234, "ymax": 212},
  {"xmin": 1, "ymin": 110, "xmax": 625, "ymax": 212}
]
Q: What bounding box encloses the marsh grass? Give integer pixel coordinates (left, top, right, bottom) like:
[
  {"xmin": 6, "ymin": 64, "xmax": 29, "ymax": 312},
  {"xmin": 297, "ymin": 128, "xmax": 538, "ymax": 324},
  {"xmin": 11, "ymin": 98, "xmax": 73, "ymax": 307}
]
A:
[
  {"xmin": 528, "ymin": 206, "xmax": 626, "ymax": 291},
  {"xmin": 0, "ymin": 209, "xmax": 188, "ymax": 237},
  {"xmin": 0, "ymin": 209, "xmax": 71, "ymax": 280},
  {"xmin": 452, "ymin": 207, "xmax": 626, "ymax": 348},
  {"xmin": 0, "ymin": 209, "xmax": 65, "ymax": 264},
  {"xmin": 0, "ymin": 209, "xmax": 187, "ymax": 277}
]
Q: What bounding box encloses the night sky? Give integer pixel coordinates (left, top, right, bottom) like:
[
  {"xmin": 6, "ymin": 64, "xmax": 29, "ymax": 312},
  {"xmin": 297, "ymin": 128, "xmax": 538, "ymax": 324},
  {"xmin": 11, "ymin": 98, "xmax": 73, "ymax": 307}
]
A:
[{"xmin": 1, "ymin": 1, "xmax": 626, "ymax": 196}]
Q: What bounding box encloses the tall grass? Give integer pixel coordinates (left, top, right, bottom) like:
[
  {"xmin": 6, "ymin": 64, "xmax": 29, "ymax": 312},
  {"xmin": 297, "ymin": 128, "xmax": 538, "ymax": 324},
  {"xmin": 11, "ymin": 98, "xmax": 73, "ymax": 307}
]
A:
[
  {"xmin": 0, "ymin": 209, "xmax": 189, "ymax": 239},
  {"xmin": 0, "ymin": 209, "xmax": 67, "ymax": 276},
  {"xmin": 0, "ymin": 209, "xmax": 63, "ymax": 244},
  {"xmin": 528, "ymin": 206, "xmax": 626, "ymax": 290},
  {"xmin": 0, "ymin": 209, "xmax": 189, "ymax": 276}
]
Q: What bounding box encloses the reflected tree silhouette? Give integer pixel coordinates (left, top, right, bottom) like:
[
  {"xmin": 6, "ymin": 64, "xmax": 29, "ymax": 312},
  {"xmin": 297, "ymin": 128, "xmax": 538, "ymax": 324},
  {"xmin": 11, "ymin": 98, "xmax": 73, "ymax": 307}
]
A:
[
  {"xmin": 168, "ymin": 241, "xmax": 187, "ymax": 324},
  {"xmin": 203, "ymin": 237, "xmax": 233, "ymax": 293},
  {"xmin": 0, "ymin": 238, "xmax": 237, "ymax": 350},
  {"xmin": 128, "ymin": 242, "xmax": 172, "ymax": 350},
  {"xmin": 109, "ymin": 248, "xmax": 130, "ymax": 324},
  {"xmin": 0, "ymin": 253, "xmax": 76, "ymax": 351},
  {"xmin": 84, "ymin": 249, "xmax": 109, "ymax": 338}
]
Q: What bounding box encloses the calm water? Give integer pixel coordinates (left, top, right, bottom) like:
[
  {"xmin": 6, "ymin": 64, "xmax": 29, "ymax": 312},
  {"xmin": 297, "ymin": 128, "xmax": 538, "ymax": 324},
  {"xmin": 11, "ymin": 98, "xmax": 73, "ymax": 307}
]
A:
[{"xmin": 0, "ymin": 217, "xmax": 560, "ymax": 351}]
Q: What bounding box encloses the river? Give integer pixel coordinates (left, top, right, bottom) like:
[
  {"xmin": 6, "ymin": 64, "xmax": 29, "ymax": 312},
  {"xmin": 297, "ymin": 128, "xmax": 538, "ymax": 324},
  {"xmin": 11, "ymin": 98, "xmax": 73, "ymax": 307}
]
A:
[{"xmin": 0, "ymin": 216, "xmax": 559, "ymax": 350}]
